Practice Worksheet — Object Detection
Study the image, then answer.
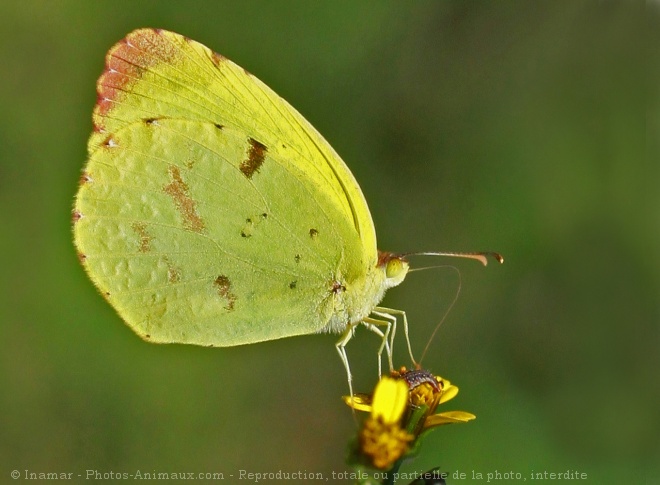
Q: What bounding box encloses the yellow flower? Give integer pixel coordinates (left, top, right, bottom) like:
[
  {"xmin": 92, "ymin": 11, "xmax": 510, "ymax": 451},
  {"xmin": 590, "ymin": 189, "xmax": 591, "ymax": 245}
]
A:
[
  {"xmin": 345, "ymin": 368, "xmax": 475, "ymax": 431},
  {"xmin": 358, "ymin": 377, "xmax": 414, "ymax": 470},
  {"xmin": 344, "ymin": 368, "xmax": 475, "ymax": 471}
]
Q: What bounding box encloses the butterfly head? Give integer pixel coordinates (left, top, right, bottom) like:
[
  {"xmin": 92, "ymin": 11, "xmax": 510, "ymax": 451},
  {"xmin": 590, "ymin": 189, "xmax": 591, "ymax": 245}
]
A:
[{"xmin": 378, "ymin": 252, "xmax": 409, "ymax": 289}]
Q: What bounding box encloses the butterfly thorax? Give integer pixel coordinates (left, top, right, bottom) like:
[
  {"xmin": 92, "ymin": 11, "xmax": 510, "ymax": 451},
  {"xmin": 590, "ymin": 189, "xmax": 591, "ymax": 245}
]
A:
[{"xmin": 320, "ymin": 252, "xmax": 409, "ymax": 334}]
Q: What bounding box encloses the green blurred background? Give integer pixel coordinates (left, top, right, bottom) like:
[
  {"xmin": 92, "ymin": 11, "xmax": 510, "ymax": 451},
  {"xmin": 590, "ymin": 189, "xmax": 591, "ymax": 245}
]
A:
[{"xmin": 1, "ymin": 1, "xmax": 656, "ymax": 483}]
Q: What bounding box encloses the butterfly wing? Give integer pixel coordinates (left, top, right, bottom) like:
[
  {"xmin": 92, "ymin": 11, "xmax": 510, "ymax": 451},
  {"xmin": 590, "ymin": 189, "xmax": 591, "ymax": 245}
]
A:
[{"xmin": 73, "ymin": 29, "xmax": 380, "ymax": 346}]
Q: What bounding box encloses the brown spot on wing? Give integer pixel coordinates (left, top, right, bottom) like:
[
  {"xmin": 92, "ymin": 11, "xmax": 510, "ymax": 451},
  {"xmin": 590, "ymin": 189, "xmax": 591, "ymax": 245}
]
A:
[
  {"xmin": 95, "ymin": 29, "xmax": 181, "ymax": 120},
  {"xmin": 239, "ymin": 138, "xmax": 267, "ymax": 179},
  {"xmin": 96, "ymin": 53, "xmax": 141, "ymax": 118},
  {"xmin": 163, "ymin": 165, "xmax": 205, "ymax": 233},
  {"xmin": 213, "ymin": 275, "xmax": 237, "ymax": 311},
  {"xmin": 79, "ymin": 172, "xmax": 92, "ymax": 185},
  {"xmin": 78, "ymin": 253, "xmax": 87, "ymax": 264},
  {"xmin": 331, "ymin": 280, "xmax": 346, "ymax": 294},
  {"xmin": 167, "ymin": 267, "xmax": 181, "ymax": 284},
  {"xmin": 101, "ymin": 136, "xmax": 117, "ymax": 148},
  {"xmin": 211, "ymin": 52, "xmax": 226, "ymax": 66},
  {"xmin": 240, "ymin": 212, "xmax": 268, "ymax": 238},
  {"xmin": 309, "ymin": 228, "xmax": 319, "ymax": 239},
  {"xmin": 72, "ymin": 211, "xmax": 82, "ymax": 224},
  {"xmin": 241, "ymin": 217, "xmax": 253, "ymax": 238},
  {"xmin": 131, "ymin": 222, "xmax": 152, "ymax": 253},
  {"xmin": 164, "ymin": 257, "xmax": 181, "ymax": 283}
]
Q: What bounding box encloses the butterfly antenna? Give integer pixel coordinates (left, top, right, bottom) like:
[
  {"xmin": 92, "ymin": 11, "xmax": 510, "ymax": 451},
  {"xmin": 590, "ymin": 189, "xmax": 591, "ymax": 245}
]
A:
[
  {"xmin": 406, "ymin": 250, "xmax": 503, "ymax": 365},
  {"xmin": 406, "ymin": 251, "xmax": 504, "ymax": 266},
  {"xmin": 416, "ymin": 266, "xmax": 462, "ymax": 366}
]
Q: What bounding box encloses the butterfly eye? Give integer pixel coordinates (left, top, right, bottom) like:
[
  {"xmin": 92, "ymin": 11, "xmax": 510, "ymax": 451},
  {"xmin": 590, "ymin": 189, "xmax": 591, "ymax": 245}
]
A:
[{"xmin": 385, "ymin": 257, "xmax": 409, "ymax": 285}]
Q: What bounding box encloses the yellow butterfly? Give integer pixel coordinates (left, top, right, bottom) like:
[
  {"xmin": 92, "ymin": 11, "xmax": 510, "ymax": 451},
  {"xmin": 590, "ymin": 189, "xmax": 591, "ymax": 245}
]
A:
[{"xmin": 73, "ymin": 29, "xmax": 501, "ymax": 395}]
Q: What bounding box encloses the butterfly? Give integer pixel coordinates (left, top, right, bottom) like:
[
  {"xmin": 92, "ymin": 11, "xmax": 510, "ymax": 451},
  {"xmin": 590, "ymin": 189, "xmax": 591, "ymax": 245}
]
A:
[{"xmin": 73, "ymin": 29, "xmax": 501, "ymax": 395}]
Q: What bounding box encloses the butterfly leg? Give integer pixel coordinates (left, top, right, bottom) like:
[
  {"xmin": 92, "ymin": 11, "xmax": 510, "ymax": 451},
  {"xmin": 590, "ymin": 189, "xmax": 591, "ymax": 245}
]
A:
[
  {"xmin": 370, "ymin": 310, "xmax": 398, "ymax": 367},
  {"xmin": 360, "ymin": 319, "xmax": 392, "ymax": 378},
  {"xmin": 373, "ymin": 307, "xmax": 418, "ymax": 368},
  {"xmin": 336, "ymin": 324, "xmax": 358, "ymax": 399},
  {"xmin": 363, "ymin": 315, "xmax": 395, "ymax": 375}
]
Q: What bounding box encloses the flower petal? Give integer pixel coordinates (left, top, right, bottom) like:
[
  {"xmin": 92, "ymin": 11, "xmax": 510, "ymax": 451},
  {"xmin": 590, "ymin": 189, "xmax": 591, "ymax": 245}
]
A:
[
  {"xmin": 438, "ymin": 383, "xmax": 459, "ymax": 404},
  {"xmin": 372, "ymin": 377, "xmax": 409, "ymax": 423},
  {"xmin": 424, "ymin": 411, "xmax": 476, "ymax": 428},
  {"xmin": 343, "ymin": 394, "xmax": 373, "ymax": 413}
]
